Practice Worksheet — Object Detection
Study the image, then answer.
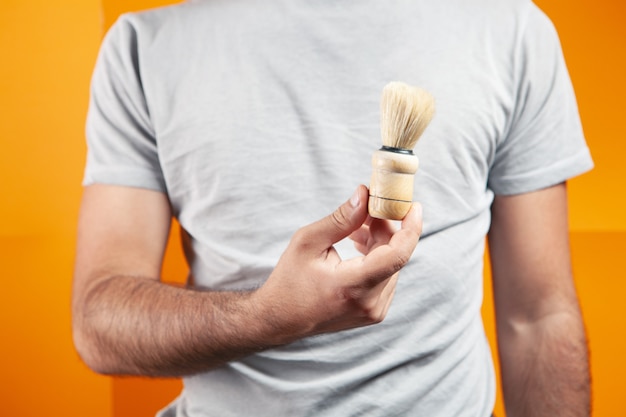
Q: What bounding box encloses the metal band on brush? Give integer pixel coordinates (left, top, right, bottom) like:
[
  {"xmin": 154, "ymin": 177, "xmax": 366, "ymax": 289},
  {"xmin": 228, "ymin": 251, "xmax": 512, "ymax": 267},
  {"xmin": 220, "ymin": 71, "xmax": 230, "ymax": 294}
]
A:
[{"xmin": 380, "ymin": 146, "xmax": 414, "ymax": 155}]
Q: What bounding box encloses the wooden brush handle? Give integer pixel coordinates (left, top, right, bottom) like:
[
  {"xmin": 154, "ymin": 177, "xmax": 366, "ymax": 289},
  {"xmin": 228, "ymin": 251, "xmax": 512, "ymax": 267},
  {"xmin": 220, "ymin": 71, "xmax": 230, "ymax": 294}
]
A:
[{"xmin": 368, "ymin": 149, "xmax": 419, "ymax": 220}]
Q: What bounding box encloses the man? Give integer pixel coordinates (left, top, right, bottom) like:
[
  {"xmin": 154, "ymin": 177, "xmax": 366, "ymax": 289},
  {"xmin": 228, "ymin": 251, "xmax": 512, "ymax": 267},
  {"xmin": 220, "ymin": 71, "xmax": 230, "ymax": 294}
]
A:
[{"xmin": 72, "ymin": 0, "xmax": 592, "ymax": 415}]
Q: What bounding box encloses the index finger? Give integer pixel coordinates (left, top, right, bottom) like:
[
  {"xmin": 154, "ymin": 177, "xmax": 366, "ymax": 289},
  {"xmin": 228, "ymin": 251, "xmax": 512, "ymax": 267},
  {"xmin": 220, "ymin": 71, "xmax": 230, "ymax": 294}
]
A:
[{"xmin": 338, "ymin": 203, "xmax": 423, "ymax": 288}]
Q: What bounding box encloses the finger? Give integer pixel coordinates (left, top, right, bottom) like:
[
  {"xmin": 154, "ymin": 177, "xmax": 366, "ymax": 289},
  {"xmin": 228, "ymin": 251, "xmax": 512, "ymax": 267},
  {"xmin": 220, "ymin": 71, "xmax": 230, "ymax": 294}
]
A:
[
  {"xmin": 349, "ymin": 218, "xmax": 395, "ymax": 255},
  {"xmin": 298, "ymin": 185, "xmax": 370, "ymax": 251},
  {"xmin": 340, "ymin": 203, "xmax": 423, "ymax": 286},
  {"xmin": 364, "ymin": 202, "xmax": 422, "ymax": 272},
  {"xmin": 395, "ymin": 202, "xmax": 423, "ymax": 245},
  {"xmin": 349, "ymin": 225, "xmax": 370, "ymax": 251},
  {"xmin": 367, "ymin": 217, "xmax": 396, "ymax": 246},
  {"xmin": 380, "ymin": 273, "xmax": 399, "ymax": 318},
  {"xmin": 357, "ymin": 272, "xmax": 399, "ymax": 323},
  {"xmin": 350, "ymin": 237, "xmax": 370, "ymax": 256}
]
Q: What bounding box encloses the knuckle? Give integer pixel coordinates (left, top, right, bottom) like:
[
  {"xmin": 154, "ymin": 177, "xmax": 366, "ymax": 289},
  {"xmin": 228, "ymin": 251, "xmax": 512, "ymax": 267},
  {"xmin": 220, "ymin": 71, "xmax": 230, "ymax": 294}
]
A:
[
  {"xmin": 291, "ymin": 228, "xmax": 311, "ymax": 249},
  {"xmin": 363, "ymin": 303, "xmax": 385, "ymax": 324},
  {"xmin": 391, "ymin": 251, "xmax": 411, "ymax": 272},
  {"xmin": 368, "ymin": 309, "xmax": 386, "ymax": 324},
  {"xmin": 330, "ymin": 207, "xmax": 350, "ymax": 231},
  {"xmin": 341, "ymin": 290, "xmax": 387, "ymax": 325}
]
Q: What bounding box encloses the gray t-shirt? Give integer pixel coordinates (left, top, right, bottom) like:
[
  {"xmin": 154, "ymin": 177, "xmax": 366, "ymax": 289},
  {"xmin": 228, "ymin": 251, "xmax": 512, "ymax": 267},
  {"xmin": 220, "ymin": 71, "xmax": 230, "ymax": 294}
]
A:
[{"xmin": 84, "ymin": 0, "xmax": 593, "ymax": 416}]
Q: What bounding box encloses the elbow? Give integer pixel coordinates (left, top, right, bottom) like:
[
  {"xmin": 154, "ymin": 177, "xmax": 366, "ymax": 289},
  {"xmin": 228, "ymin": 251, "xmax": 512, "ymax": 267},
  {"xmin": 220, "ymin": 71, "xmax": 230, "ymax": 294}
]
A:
[
  {"xmin": 72, "ymin": 322, "xmax": 105, "ymax": 375},
  {"xmin": 72, "ymin": 275, "xmax": 124, "ymax": 375},
  {"xmin": 71, "ymin": 309, "xmax": 119, "ymax": 375}
]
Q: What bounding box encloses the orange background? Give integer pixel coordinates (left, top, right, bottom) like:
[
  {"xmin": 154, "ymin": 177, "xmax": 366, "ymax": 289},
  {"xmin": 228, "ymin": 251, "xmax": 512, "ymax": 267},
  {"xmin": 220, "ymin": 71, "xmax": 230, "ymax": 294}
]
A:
[{"xmin": 0, "ymin": 0, "xmax": 623, "ymax": 416}]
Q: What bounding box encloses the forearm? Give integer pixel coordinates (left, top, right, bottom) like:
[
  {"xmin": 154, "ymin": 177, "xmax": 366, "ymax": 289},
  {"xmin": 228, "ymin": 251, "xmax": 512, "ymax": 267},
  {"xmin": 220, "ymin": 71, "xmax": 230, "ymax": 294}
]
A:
[
  {"xmin": 73, "ymin": 275, "xmax": 273, "ymax": 377},
  {"xmin": 488, "ymin": 184, "xmax": 591, "ymax": 416},
  {"xmin": 72, "ymin": 185, "xmax": 422, "ymax": 378},
  {"xmin": 497, "ymin": 307, "xmax": 590, "ymax": 417}
]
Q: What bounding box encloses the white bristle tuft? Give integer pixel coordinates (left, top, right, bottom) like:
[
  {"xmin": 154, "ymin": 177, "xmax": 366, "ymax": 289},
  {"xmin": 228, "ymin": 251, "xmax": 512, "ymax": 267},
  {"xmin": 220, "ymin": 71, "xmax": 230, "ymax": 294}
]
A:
[{"xmin": 380, "ymin": 82, "xmax": 435, "ymax": 150}]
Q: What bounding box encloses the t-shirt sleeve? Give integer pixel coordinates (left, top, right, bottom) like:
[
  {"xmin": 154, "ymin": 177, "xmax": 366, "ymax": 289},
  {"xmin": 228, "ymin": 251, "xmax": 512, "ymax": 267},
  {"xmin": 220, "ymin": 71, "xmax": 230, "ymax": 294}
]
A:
[
  {"xmin": 83, "ymin": 16, "xmax": 166, "ymax": 192},
  {"xmin": 487, "ymin": 6, "xmax": 593, "ymax": 195}
]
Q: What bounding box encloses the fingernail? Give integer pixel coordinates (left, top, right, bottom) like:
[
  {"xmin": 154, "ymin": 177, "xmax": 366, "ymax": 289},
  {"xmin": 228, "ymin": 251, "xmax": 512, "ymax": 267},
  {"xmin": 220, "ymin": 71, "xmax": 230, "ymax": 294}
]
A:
[{"xmin": 350, "ymin": 188, "xmax": 360, "ymax": 208}]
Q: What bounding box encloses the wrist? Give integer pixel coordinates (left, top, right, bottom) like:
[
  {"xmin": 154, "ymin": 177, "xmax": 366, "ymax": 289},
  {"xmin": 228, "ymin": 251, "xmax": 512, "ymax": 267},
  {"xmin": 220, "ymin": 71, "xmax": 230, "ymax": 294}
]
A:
[{"xmin": 247, "ymin": 287, "xmax": 310, "ymax": 348}]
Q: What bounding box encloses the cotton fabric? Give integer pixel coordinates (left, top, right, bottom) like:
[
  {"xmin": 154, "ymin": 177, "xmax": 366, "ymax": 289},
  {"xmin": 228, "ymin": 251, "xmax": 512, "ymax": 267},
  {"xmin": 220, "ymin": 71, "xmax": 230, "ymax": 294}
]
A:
[{"xmin": 84, "ymin": 1, "xmax": 593, "ymax": 415}]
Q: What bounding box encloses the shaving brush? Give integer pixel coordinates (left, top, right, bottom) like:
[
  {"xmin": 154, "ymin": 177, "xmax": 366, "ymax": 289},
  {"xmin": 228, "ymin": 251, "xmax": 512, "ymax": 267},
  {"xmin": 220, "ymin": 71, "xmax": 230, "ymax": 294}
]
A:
[{"xmin": 368, "ymin": 82, "xmax": 435, "ymax": 220}]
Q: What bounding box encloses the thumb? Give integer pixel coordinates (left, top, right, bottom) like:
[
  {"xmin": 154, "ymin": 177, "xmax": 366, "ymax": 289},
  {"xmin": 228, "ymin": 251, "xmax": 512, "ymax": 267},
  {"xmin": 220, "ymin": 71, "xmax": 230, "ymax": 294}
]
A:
[{"xmin": 303, "ymin": 185, "xmax": 370, "ymax": 249}]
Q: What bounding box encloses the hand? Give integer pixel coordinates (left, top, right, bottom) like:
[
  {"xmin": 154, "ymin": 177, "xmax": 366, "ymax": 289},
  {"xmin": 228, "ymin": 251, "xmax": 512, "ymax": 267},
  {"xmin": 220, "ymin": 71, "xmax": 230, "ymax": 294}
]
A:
[{"xmin": 253, "ymin": 184, "xmax": 423, "ymax": 345}]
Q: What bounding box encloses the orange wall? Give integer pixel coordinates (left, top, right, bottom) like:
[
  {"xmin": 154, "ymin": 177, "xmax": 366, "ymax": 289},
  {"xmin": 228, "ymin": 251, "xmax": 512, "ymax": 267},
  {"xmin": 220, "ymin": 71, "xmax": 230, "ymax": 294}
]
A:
[
  {"xmin": 0, "ymin": 1, "xmax": 110, "ymax": 416},
  {"xmin": 1, "ymin": 0, "xmax": 623, "ymax": 416},
  {"xmin": 538, "ymin": 0, "xmax": 626, "ymax": 232}
]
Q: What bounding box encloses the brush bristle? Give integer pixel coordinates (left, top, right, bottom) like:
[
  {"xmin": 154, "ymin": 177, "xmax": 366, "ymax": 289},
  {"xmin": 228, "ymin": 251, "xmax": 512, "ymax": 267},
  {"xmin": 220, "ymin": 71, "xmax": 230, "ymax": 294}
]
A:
[{"xmin": 380, "ymin": 82, "xmax": 435, "ymax": 150}]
